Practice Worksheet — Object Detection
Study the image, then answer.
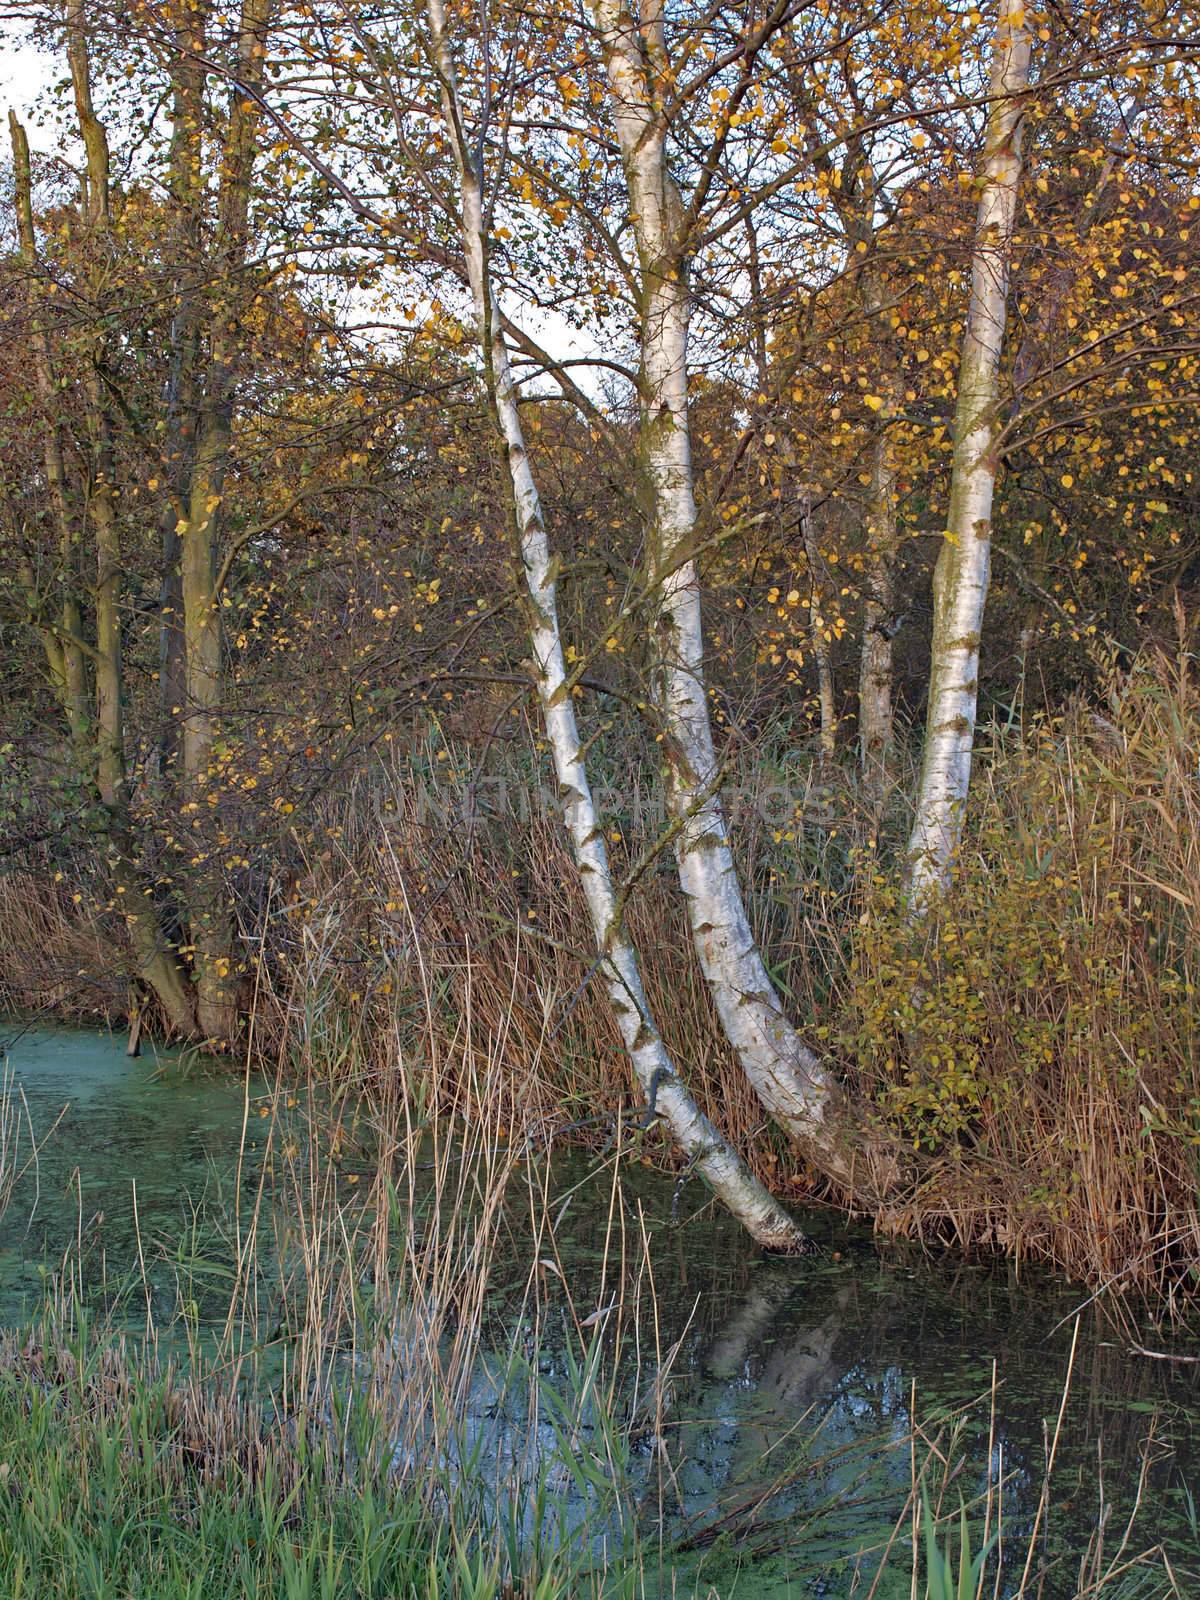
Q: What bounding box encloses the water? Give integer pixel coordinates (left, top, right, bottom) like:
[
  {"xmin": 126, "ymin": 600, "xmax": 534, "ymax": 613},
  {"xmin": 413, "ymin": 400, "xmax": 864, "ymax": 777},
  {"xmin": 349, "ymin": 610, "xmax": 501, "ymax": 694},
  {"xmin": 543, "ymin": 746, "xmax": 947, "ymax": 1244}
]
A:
[
  {"xmin": 1, "ymin": 1025, "xmax": 1198, "ymax": 1594},
  {"xmin": 0, "ymin": 1024, "xmax": 261, "ymax": 1322}
]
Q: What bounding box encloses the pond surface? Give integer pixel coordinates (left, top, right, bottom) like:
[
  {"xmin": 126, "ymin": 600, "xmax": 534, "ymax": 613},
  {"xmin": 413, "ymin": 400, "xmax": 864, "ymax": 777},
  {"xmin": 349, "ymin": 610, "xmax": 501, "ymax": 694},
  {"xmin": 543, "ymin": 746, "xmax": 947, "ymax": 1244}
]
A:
[
  {"xmin": 1, "ymin": 1025, "xmax": 1198, "ymax": 1595},
  {"xmin": 0, "ymin": 1024, "xmax": 259, "ymax": 1322}
]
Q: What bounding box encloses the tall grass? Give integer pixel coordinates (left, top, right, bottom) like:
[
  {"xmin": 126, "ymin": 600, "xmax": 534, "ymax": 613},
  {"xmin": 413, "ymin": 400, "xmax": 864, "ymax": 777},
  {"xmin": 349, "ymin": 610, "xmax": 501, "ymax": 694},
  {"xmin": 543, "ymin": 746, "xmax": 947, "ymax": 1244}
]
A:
[
  {"xmin": 0, "ymin": 1010, "xmax": 1187, "ymax": 1599},
  {"xmin": 0, "ymin": 1043, "xmax": 44, "ymax": 1234},
  {"xmin": 874, "ymin": 1377, "xmax": 1185, "ymax": 1600},
  {"xmin": 0, "ymin": 1015, "xmax": 657, "ymax": 1597},
  {"xmin": 848, "ymin": 646, "xmax": 1200, "ymax": 1310},
  {"xmin": 0, "ymin": 1148, "xmax": 1186, "ymax": 1596}
]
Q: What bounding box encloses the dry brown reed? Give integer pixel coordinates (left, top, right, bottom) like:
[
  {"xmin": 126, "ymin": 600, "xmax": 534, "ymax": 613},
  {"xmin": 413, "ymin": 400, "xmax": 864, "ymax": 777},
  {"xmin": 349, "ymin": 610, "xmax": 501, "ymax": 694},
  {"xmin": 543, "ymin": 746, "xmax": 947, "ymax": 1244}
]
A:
[
  {"xmin": 0, "ymin": 871, "xmax": 116, "ymax": 1021},
  {"xmin": 0, "ymin": 645, "xmax": 1196, "ymax": 1312},
  {"xmin": 850, "ymin": 643, "xmax": 1200, "ymax": 1312},
  {"xmin": 241, "ymin": 724, "xmax": 863, "ymax": 1186}
]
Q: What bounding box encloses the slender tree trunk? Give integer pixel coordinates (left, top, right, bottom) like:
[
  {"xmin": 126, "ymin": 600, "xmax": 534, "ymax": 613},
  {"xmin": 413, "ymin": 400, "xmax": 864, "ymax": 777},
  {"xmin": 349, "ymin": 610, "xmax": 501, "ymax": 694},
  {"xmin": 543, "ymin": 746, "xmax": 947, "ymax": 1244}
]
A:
[
  {"xmin": 423, "ymin": 0, "xmax": 806, "ymax": 1248},
  {"xmin": 858, "ymin": 430, "xmax": 897, "ymax": 797},
  {"xmin": 588, "ymin": 0, "xmax": 848, "ymax": 1175},
  {"xmin": 84, "ymin": 392, "xmax": 124, "ymax": 816},
  {"xmin": 785, "ymin": 95, "xmax": 901, "ymax": 799},
  {"xmin": 1008, "ymin": 607, "xmax": 1038, "ymax": 729},
  {"xmin": 178, "ymin": 0, "xmax": 271, "ymax": 1042},
  {"xmin": 799, "ymin": 495, "xmax": 837, "ymax": 764},
  {"xmin": 748, "ymin": 228, "xmax": 838, "ymax": 767},
  {"xmin": 64, "ymin": 27, "xmax": 124, "ymax": 813},
  {"xmin": 159, "ymin": 3, "xmax": 209, "ymax": 785},
  {"xmin": 8, "ymin": 111, "xmax": 89, "ymax": 749},
  {"xmin": 180, "ymin": 423, "xmax": 238, "ymax": 1041},
  {"xmin": 907, "ymin": 0, "xmax": 1031, "ymax": 908},
  {"xmin": 57, "ymin": 22, "xmax": 200, "ymax": 1036}
]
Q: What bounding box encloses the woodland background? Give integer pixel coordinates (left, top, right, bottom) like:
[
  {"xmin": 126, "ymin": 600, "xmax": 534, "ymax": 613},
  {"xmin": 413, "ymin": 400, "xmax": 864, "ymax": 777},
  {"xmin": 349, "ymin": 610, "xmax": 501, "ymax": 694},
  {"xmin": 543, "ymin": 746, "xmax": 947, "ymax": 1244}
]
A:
[{"xmin": 1, "ymin": 0, "xmax": 1198, "ymax": 1301}]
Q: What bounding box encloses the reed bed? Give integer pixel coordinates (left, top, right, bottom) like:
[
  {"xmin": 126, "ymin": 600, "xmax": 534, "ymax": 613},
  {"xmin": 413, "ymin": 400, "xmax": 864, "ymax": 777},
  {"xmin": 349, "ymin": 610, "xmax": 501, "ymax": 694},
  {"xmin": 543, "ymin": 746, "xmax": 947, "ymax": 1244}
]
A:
[{"xmin": 0, "ymin": 648, "xmax": 1196, "ymax": 1312}]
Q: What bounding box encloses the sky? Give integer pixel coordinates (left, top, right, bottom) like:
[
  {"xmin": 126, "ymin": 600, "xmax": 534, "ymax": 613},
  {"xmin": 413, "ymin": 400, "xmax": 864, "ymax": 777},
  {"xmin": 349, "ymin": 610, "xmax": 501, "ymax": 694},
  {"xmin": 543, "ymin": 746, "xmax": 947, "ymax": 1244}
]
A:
[
  {"xmin": 0, "ymin": 20, "xmax": 610, "ymax": 387},
  {"xmin": 0, "ymin": 31, "xmax": 53, "ymax": 138}
]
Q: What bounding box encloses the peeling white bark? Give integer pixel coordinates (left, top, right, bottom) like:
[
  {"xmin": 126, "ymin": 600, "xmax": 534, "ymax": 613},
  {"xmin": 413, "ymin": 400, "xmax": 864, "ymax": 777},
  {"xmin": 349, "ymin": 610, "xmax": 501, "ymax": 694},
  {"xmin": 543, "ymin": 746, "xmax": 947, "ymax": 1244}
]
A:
[
  {"xmin": 588, "ymin": 0, "xmax": 846, "ymax": 1173},
  {"xmin": 908, "ymin": 0, "xmax": 1032, "ymax": 908},
  {"xmin": 424, "ymin": 0, "xmax": 805, "ymax": 1248}
]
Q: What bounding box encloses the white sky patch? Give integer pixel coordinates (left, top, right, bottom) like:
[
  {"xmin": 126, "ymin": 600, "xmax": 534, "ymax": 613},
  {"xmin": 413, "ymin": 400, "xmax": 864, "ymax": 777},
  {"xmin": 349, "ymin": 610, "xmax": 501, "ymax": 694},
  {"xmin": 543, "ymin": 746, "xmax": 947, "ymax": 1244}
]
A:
[
  {"xmin": 0, "ymin": 30, "xmax": 56, "ymax": 141},
  {"xmin": 507, "ymin": 294, "xmax": 621, "ymax": 402}
]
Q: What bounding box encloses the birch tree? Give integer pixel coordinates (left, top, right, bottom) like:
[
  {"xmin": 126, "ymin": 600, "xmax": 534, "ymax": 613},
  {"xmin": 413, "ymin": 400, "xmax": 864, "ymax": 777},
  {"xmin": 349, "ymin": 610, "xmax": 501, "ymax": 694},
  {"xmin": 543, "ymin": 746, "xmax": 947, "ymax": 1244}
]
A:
[
  {"xmin": 173, "ymin": 0, "xmax": 274, "ymax": 1041},
  {"xmin": 585, "ymin": 0, "xmax": 848, "ymax": 1171},
  {"xmin": 210, "ymin": 0, "xmax": 811, "ymax": 1234},
  {"xmin": 420, "ymin": 0, "xmax": 808, "ymax": 1247},
  {"xmin": 906, "ymin": 0, "xmax": 1032, "ymax": 907},
  {"xmin": 157, "ymin": 0, "xmax": 210, "ymax": 781}
]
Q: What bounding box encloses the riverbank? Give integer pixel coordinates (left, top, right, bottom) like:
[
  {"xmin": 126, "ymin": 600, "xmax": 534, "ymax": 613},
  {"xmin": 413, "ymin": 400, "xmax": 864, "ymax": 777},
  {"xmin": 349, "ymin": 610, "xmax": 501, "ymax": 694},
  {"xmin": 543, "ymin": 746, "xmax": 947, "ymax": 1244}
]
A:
[
  {"xmin": 0, "ymin": 1027, "xmax": 1195, "ymax": 1596},
  {"xmin": 1, "ymin": 654, "xmax": 1197, "ymax": 1315}
]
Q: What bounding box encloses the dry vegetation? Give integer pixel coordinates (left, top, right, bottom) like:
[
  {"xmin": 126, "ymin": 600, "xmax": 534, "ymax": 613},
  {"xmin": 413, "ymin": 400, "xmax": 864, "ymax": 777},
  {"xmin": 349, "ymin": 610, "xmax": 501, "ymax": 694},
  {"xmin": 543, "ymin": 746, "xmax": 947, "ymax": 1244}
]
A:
[{"xmin": 4, "ymin": 645, "xmax": 1196, "ymax": 1312}]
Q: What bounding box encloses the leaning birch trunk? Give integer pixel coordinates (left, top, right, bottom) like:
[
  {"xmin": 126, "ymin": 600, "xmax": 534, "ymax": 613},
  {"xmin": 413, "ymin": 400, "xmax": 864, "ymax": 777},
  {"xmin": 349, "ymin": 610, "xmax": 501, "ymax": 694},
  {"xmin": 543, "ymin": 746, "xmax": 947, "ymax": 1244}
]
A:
[
  {"xmin": 588, "ymin": 0, "xmax": 847, "ymax": 1174},
  {"xmin": 423, "ymin": 0, "xmax": 805, "ymax": 1249},
  {"xmin": 907, "ymin": 0, "xmax": 1031, "ymax": 908}
]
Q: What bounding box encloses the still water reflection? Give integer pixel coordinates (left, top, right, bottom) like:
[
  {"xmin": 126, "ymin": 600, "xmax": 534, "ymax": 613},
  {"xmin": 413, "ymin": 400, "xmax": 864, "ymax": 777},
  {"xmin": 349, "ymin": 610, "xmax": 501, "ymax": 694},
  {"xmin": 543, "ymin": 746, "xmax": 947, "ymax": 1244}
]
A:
[{"xmin": 1, "ymin": 1026, "xmax": 1197, "ymax": 1594}]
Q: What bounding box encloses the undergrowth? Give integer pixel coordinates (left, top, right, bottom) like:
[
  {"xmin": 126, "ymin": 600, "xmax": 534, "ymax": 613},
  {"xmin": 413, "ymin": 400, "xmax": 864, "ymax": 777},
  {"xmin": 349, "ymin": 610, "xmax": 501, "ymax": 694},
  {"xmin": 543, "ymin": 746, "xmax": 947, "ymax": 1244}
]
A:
[{"xmin": 0, "ymin": 648, "xmax": 1196, "ymax": 1309}]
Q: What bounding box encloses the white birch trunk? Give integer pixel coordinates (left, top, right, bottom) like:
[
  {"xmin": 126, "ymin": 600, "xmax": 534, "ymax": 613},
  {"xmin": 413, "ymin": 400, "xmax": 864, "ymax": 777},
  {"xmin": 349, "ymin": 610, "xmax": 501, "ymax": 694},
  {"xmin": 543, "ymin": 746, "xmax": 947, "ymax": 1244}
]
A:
[
  {"xmin": 424, "ymin": 0, "xmax": 806, "ymax": 1249},
  {"xmin": 907, "ymin": 0, "xmax": 1032, "ymax": 908},
  {"xmin": 588, "ymin": 0, "xmax": 847, "ymax": 1172}
]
